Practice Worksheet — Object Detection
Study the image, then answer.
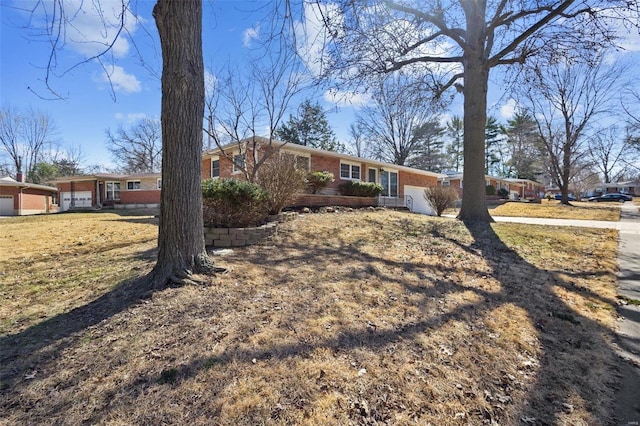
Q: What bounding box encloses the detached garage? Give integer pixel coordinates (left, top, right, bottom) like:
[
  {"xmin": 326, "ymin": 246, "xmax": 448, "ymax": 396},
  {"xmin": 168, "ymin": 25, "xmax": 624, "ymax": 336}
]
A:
[{"xmin": 0, "ymin": 176, "xmax": 58, "ymax": 216}]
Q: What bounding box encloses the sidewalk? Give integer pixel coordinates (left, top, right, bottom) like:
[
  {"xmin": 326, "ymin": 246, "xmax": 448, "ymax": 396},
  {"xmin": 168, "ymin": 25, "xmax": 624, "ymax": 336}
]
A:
[{"xmin": 613, "ymin": 204, "xmax": 640, "ymax": 424}]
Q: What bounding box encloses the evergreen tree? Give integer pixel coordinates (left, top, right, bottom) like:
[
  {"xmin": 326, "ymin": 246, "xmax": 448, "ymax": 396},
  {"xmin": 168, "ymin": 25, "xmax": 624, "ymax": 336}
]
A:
[
  {"xmin": 485, "ymin": 116, "xmax": 503, "ymax": 175},
  {"xmin": 445, "ymin": 116, "xmax": 464, "ymax": 172},
  {"xmin": 276, "ymin": 100, "xmax": 343, "ymax": 152},
  {"xmin": 410, "ymin": 120, "xmax": 447, "ymax": 172},
  {"xmin": 504, "ymin": 111, "xmax": 543, "ymax": 180}
]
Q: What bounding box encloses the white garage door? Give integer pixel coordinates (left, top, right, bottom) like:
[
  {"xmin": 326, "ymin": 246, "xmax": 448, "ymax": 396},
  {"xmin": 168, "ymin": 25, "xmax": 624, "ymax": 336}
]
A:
[
  {"xmin": 404, "ymin": 185, "xmax": 435, "ymax": 215},
  {"xmin": 61, "ymin": 191, "xmax": 93, "ymax": 211},
  {"xmin": 0, "ymin": 195, "xmax": 14, "ymax": 216}
]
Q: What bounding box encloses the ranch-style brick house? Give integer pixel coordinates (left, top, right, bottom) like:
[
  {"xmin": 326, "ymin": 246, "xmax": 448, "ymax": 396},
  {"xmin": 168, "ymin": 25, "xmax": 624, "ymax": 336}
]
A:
[
  {"xmin": 54, "ymin": 173, "xmax": 162, "ymax": 211},
  {"xmin": 441, "ymin": 172, "xmax": 545, "ymax": 200},
  {"xmin": 202, "ymin": 138, "xmax": 447, "ymax": 215},
  {"xmin": 0, "ymin": 175, "xmax": 59, "ymax": 216}
]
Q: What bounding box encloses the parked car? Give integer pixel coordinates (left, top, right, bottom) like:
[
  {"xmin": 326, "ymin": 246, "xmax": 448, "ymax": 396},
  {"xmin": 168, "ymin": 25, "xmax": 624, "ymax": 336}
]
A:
[
  {"xmin": 554, "ymin": 193, "xmax": 577, "ymax": 201},
  {"xmin": 587, "ymin": 193, "xmax": 633, "ymax": 202}
]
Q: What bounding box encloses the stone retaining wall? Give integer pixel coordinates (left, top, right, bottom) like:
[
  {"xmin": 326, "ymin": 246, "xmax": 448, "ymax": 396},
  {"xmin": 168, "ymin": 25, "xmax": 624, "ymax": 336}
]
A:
[
  {"xmin": 204, "ymin": 211, "xmax": 300, "ymax": 248},
  {"xmin": 204, "ymin": 222, "xmax": 278, "ymax": 247}
]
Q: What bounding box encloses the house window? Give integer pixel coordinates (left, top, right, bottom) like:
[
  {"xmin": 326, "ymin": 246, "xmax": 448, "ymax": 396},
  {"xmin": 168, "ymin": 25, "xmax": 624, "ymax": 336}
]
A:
[
  {"xmin": 441, "ymin": 180, "xmax": 450, "ymax": 186},
  {"xmin": 280, "ymin": 152, "xmax": 310, "ymax": 172},
  {"xmin": 127, "ymin": 180, "xmax": 141, "ymax": 190},
  {"xmin": 296, "ymin": 155, "xmax": 310, "ymax": 172},
  {"xmin": 340, "ymin": 162, "xmax": 360, "ymax": 180},
  {"xmin": 381, "ymin": 170, "xmax": 398, "ymax": 197},
  {"xmin": 106, "ymin": 182, "xmax": 121, "ymax": 200},
  {"xmin": 368, "ymin": 168, "xmax": 377, "ymax": 183},
  {"xmin": 157, "ymin": 179, "xmax": 162, "ymax": 189},
  {"xmin": 233, "ymin": 154, "xmax": 245, "ymax": 173},
  {"xmin": 211, "ymin": 158, "xmax": 220, "ymax": 178}
]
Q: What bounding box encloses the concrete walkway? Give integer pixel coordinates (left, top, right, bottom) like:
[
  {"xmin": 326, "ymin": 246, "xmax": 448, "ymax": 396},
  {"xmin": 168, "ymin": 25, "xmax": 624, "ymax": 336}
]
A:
[
  {"xmin": 613, "ymin": 204, "xmax": 640, "ymax": 425},
  {"xmin": 482, "ymin": 205, "xmax": 640, "ymax": 423}
]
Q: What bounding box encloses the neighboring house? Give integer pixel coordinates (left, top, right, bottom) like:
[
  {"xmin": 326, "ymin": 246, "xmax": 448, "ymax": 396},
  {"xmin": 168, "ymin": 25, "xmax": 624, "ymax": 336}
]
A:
[
  {"xmin": 201, "ymin": 138, "xmax": 446, "ymax": 215},
  {"xmin": 54, "ymin": 173, "xmax": 162, "ymax": 212},
  {"xmin": 502, "ymin": 178, "xmax": 546, "ymax": 199},
  {"xmin": 440, "ymin": 173, "xmax": 544, "ymax": 200},
  {"xmin": 590, "ymin": 181, "xmax": 639, "ymax": 197},
  {"xmin": 0, "ymin": 175, "xmax": 58, "ymax": 216}
]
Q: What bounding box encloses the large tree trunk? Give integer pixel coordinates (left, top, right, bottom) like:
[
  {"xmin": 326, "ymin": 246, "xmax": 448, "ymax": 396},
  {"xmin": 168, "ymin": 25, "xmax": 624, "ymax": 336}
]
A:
[
  {"xmin": 151, "ymin": 0, "xmax": 214, "ymax": 287},
  {"xmin": 457, "ymin": 2, "xmax": 493, "ymax": 223}
]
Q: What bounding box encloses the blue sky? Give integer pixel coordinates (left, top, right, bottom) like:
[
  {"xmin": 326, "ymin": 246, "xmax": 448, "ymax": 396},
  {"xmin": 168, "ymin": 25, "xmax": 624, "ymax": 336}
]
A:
[{"xmin": 1, "ymin": 1, "xmax": 639, "ymax": 171}]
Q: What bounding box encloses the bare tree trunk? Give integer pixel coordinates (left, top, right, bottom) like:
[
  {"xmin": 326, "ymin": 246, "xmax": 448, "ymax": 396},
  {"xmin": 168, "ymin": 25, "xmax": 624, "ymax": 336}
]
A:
[
  {"xmin": 151, "ymin": 0, "xmax": 215, "ymax": 287},
  {"xmin": 458, "ymin": 5, "xmax": 493, "ymax": 223}
]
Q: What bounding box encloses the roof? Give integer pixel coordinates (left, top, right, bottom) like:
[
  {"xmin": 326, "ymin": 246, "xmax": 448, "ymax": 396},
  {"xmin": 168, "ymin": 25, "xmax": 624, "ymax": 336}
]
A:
[
  {"xmin": 441, "ymin": 173, "xmax": 542, "ymax": 187},
  {"xmin": 54, "ymin": 172, "xmax": 162, "ymax": 183},
  {"xmin": 0, "ymin": 176, "xmax": 58, "ymax": 192},
  {"xmin": 204, "ymin": 137, "xmax": 447, "ymax": 179}
]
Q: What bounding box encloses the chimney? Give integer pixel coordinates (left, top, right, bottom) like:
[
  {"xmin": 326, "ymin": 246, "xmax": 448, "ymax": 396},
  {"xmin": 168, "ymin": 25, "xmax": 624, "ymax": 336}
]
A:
[{"xmin": 16, "ymin": 171, "xmax": 24, "ymax": 183}]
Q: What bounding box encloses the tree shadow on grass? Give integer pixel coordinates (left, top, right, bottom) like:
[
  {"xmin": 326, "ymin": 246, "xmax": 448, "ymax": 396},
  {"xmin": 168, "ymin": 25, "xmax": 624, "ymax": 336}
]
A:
[
  {"xmin": 0, "ymin": 247, "xmax": 162, "ymax": 391},
  {"xmin": 459, "ymin": 221, "xmax": 623, "ymax": 423},
  {"xmin": 117, "ymin": 220, "xmax": 624, "ymax": 423},
  {"xmin": 0, "ymin": 216, "xmax": 627, "ymax": 424}
]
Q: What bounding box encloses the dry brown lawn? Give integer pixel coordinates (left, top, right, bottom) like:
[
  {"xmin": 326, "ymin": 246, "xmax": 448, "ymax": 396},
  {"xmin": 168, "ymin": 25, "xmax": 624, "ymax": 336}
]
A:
[
  {"xmin": 487, "ymin": 200, "xmax": 621, "ymax": 221},
  {"xmin": 0, "ymin": 209, "xmax": 622, "ymax": 425}
]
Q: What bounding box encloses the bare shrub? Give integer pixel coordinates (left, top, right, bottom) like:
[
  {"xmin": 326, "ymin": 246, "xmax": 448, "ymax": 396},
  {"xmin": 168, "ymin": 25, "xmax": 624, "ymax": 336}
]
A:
[
  {"xmin": 424, "ymin": 186, "xmax": 458, "ymax": 216},
  {"xmin": 256, "ymin": 153, "xmax": 307, "ymax": 214}
]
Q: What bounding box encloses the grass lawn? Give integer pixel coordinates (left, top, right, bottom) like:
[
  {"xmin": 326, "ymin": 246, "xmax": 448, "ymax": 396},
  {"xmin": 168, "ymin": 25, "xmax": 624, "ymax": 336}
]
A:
[
  {"xmin": 0, "ymin": 209, "xmax": 622, "ymax": 424},
  {"xmin": 487, "ymin": 200, "xmax": 621, "ymax": 221}
]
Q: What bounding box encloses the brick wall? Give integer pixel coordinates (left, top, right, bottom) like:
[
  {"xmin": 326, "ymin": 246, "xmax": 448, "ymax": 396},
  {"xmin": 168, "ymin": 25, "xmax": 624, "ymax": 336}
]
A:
[
  {"xmin": 288, "ymin": 194, "xmax": 377, "ymax": 208},
  {"xmin": 202, "ymin": 154, "xmax": 236, "ymax": 179},
  {"xmin": 119, "ymin": 190, "xmax": 161, "ymax": 204},
  {"xmin": 399, "ymin": 171, "xmax": 438, "ymax": 197}
]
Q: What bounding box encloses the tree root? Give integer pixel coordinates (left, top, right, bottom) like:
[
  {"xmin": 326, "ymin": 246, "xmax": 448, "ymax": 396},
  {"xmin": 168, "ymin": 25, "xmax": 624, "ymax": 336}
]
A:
[{"xmin": 148, "ymin": 253, "xmax": 227, "ymax": 289}]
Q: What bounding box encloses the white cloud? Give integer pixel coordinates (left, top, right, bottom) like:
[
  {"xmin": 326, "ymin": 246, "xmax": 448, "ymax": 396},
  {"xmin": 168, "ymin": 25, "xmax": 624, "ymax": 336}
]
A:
[
  {"xmin": 500, "ymin": 98, "xmax": 518, "ymax": 120},
  {"xmin": 205, "ymin": 70, "xmax": 217, "ymax": 98},
  {"xmin": 98, "ymin": 65, "xmax": 141, "ymax": 93},
  {"xmin": 323, "ymin": 89, "xmax": 370, "ymax": 108},
  {"xmin": 295, "ymin": 3, "xmax": 342, "ymax": 77},
  {"xmin": 243, "ymin": 23, "xmax": 260, "ymax": 48},
  {"xmin": 31, "ymin": 0, "xmax": 139, "ymax": 58},
  {"xmin": 114, "ymin": 112, "xmax": 148, "ymax": 123}
]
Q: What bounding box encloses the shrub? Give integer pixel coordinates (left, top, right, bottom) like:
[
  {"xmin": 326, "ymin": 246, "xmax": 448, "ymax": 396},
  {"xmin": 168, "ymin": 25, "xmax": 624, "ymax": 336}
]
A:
[
  {"xmin": 256, "ymin": 154, "xmax": 307, "ymax": 214},
  {"xmin": 423, "ymin": 186, "xmax": 458, "ymax": 217},
  {"xmin": 486, "ymin": 184, "xmax": 496, "ymax": 195},
  {"xmin": 202, "ymin": 178, "xmax": 269, "ymax": 228},
  {"xmin": 307, "ymin": 171, "xmax": 334, "ymax": 194},
  {"xmin": 338, "ymin": 181, "xmax": 384, "ymax": 197},
  {"xmin": 497, "ymin": 188, "xmax": 509, "ymax": 198}
]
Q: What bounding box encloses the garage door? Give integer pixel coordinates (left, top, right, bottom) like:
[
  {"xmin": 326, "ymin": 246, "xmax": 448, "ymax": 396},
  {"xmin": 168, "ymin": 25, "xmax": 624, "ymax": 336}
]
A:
[
  {"xmin": 404, "ymin": 185, "xmax": 435, "ymax": 215},
  {"xmin": 60, "ymin": 191, "xmax": 92, "ymax": 211},
  {"xmin": 0, "ymin": 195, "xmax": 14, "ymax": 216}
]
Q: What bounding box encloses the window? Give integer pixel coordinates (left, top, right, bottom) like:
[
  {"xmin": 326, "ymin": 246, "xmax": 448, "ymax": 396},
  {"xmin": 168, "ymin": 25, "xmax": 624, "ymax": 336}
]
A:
[
  {"xmin": 233, "ymin": 154, "xmax": 245, "ymax": 173},
  {"xmin": 340, "ymin": 162, "xmax": 361, "ymax": 180},
  {"xmin": 127, "ymin": 180, "xmax": 141, "ymax": 190},
  {"xmin": 441, "ymin": 180, "xmax": 450, "ymax": 186},
  {"xmin": 296, "ymin": 155, "xmax": 310, "ymax": 172},
  {"xmin": 380, "ymin": 170, "xmax": 398, "ymax": 197},
  {"xmin": 211, "ymin": 158, "xmax": 220, "ymax": 178},
  {"xmin": 106, "ymin": 182, "xmax": 121, "ymax": 200},
  {"xmin": 368, "ymin": 168, "xmax": 377, "ymax": 183},
  {"xmin": 157, "ymin": 179, "xmax": 162, "ymax": 189},
  {"xmin": 340, "ymin": 163, "xmax": 350, "ymax": 179}
]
